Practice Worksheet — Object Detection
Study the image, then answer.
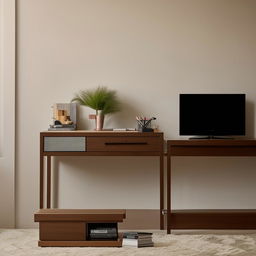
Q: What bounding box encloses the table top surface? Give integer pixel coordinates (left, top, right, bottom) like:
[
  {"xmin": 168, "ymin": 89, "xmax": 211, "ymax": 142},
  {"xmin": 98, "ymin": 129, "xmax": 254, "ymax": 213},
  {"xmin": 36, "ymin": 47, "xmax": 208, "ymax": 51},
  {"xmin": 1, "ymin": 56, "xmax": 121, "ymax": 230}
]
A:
[
  {"xmin": 41, "ymin": 130, "xmax": 163, "ymax": 136},
  {"xmin": 34, "ymin": 209, "xmax": 127, "ymax": 222},
  {"xmin": 168, "ymin": 139, "xmax": 256, "ymax": 146},
  {"xmin": 35, "ymin": 209, "xmax": 126, "ymax": 215}
]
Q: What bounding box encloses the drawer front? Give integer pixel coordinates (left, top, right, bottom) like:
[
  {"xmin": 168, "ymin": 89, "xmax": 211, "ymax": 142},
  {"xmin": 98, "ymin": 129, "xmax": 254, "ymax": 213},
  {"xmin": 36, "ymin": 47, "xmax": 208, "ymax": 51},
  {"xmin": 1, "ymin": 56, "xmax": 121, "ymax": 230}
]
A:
[
  {"xmin": 87, "ymin": 136, "xmax": 161, "ymax": 152},
  {"xmin": 44, "ymin": 137, "xmax": 86, "ymax": 152}
]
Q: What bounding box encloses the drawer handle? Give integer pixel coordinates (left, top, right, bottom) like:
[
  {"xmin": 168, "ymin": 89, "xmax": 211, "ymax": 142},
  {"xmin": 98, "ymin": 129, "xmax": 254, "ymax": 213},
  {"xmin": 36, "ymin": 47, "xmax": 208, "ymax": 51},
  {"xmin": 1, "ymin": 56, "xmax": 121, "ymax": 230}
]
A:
[{"xmin": 105, "ymin": 142, "xmax": 148, "ymax": 146}]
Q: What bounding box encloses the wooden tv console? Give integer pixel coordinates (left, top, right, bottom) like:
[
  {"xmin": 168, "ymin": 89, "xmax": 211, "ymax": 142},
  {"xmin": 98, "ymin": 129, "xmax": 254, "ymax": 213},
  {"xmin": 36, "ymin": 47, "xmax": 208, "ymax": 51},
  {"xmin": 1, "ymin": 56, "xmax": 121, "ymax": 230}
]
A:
[
  {"xmin": 35, "ymin": 130, "xmax": 164, "ymax": 246},
  {"xmin": 166, "ymin": 139, "xmax": 256, "ymax": 234}
]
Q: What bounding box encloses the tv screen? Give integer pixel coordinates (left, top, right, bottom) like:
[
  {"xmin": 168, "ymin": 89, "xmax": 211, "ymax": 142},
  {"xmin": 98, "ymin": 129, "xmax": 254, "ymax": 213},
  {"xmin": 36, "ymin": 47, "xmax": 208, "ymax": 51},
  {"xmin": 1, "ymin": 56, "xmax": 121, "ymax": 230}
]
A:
[{"xmin": 179, "ymin": 94, "xmax": 246, "ymax": 136}]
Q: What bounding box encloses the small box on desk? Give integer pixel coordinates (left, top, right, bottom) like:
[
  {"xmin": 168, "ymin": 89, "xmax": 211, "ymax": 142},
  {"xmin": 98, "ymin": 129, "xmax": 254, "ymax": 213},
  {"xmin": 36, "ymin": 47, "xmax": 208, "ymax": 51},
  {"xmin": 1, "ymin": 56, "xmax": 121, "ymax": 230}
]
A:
[{"xmin": 139, "ymin": 127, "xmax": 154, "ymax": 132}]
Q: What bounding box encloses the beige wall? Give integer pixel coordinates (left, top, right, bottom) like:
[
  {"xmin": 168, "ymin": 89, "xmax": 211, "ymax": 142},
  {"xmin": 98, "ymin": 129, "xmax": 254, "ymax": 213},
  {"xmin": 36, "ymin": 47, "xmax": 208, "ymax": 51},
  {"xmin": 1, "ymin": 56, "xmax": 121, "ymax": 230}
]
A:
[
  {"xmin": 16, "ymin": 0, "xmax": 256, "ymax": 227},
  {"xmin": 0, "ymin": 0, "xmax": 16, "ymax": 228}
]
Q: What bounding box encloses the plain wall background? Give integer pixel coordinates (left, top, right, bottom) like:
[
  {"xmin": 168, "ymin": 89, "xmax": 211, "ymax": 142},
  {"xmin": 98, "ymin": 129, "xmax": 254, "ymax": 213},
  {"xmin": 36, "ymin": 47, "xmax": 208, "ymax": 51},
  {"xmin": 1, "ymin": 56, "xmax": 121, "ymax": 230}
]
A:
[
  {"xmin": 16, "ymin": 0, "xmax": 256, "ymax": 227},
  {"xmin": 0, "ymin": 0, "xmax": 16, "ymax": 228}
]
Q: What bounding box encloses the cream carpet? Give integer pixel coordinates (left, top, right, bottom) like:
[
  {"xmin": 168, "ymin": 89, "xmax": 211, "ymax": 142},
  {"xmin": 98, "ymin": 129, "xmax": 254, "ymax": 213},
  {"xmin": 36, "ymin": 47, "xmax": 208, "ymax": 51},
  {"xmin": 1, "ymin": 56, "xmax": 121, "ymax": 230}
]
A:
[{"xmin": 1, "ymin": 229, "xmax": 256, "ymax": 256}]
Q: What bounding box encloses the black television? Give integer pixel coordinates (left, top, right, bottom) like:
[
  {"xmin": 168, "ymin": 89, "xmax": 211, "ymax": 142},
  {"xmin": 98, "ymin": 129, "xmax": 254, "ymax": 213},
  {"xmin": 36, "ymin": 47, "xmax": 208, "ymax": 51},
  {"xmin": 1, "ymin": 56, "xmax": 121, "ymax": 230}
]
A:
[{"xmin": 179, "ymin": 94, "xmax": 246, "ymax": 138}]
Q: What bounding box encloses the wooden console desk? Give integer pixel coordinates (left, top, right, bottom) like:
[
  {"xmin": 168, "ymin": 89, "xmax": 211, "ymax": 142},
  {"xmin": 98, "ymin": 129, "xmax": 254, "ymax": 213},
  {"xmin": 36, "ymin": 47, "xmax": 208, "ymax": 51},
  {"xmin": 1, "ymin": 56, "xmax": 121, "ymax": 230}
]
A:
[
  {"xmin": 40, "ymin": 131, "xmax": 164, "ymax": 229},
  {"xmin": 167, "ymin": 140, "xmax": 256, "ymax": 234}
]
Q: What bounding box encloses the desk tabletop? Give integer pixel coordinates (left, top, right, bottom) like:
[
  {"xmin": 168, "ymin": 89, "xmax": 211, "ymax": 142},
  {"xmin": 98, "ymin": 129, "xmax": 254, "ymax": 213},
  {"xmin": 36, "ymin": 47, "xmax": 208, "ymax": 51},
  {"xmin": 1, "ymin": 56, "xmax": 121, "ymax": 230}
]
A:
[
  {"xmin": 41, "ymin": 130, "xmax": 163, "ymax": 137},
  {"xmin": 167, "ymin": 139, "xmax": 256, "ymax": 146}
]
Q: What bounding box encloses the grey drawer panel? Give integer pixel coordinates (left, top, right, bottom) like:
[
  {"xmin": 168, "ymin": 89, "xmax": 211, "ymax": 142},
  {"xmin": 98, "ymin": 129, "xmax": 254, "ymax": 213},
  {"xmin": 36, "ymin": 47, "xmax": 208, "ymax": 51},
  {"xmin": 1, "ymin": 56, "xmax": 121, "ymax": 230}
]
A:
[{"xmin": 44, "ymin": 137, "xmax": 86, "ymax": 152}]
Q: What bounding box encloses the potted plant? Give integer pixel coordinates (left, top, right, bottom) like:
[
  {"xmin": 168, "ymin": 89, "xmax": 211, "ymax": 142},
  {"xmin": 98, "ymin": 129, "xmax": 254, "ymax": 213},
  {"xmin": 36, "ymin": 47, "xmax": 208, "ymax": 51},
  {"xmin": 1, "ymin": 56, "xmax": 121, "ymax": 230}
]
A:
[{"xmin": 72, "ymin": 86, "xmax": 121, "ymax": 130}]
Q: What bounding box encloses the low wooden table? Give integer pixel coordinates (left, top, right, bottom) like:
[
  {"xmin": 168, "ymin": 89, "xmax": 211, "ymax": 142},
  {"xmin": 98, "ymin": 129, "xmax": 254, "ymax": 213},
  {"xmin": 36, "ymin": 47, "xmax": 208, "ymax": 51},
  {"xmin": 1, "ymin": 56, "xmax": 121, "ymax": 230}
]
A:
[{"xmin": 34, "ymin": 209, "xmax": 126, "ymax": 247}]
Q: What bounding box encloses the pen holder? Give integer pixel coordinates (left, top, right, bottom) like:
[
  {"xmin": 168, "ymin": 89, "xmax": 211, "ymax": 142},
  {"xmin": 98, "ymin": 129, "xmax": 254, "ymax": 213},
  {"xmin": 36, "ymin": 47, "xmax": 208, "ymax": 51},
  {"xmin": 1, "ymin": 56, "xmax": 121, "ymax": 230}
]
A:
[{"xmin": 137, "ymin": 119, "xmax": 154, "ymax": 132}]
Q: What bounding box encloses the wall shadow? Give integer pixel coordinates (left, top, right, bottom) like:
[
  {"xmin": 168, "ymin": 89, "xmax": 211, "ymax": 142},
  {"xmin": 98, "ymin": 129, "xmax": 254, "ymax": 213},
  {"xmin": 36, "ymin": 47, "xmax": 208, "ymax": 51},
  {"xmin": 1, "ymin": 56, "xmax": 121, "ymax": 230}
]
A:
[
  {"xmin": 104, "ymin": 96, "xmax": 142, "ymax": 129},
  {"xmin": 75, "ymin": 96, "xmax": 143, "ymax": 130},
  {"xmin": 245, "ymin": 100, "xmax": 254, "ymax": 139}
]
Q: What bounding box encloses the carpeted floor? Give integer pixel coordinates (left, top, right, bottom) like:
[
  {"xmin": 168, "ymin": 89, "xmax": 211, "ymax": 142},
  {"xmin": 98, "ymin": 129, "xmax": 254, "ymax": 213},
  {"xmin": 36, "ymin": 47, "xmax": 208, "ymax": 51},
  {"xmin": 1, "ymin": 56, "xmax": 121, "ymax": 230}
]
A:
[{"xmin": 1, "ymin": 229, "xmax": 256, "ymax": 256}]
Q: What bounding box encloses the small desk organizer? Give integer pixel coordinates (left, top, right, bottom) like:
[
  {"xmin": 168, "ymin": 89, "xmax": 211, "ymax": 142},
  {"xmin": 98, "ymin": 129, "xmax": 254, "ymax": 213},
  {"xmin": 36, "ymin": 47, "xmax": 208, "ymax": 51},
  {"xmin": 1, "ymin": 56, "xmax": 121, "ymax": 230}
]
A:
[{"xmin": 136, "ymin": 117, "xmax": 156, "ymax": 132}]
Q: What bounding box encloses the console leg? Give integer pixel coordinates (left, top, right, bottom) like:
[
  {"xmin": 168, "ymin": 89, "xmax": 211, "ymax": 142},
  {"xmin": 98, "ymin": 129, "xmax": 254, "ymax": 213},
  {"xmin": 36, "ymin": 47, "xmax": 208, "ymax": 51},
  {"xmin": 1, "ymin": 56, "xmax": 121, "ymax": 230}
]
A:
[
  {"xmin": 40, "ymin": 143, "xmax": 44, "ymax": 209},
  {"xmin": 160, "ymin": 154, "xmax": 164, "ymax": 230},
  {"xmin": 167, "ymin": 149, "xmax": 171, "ymax": 234},
  {"xmin": 47, "ymin": 156, "xmax": 51, "ymax": 208}
]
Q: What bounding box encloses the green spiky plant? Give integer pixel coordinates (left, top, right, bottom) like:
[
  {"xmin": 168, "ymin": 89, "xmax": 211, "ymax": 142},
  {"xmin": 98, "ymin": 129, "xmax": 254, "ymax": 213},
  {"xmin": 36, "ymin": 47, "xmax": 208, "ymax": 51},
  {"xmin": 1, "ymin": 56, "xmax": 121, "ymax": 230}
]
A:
[{"xmin": 71, "ymin": 86, "xmax": 121, "ymax": 115}]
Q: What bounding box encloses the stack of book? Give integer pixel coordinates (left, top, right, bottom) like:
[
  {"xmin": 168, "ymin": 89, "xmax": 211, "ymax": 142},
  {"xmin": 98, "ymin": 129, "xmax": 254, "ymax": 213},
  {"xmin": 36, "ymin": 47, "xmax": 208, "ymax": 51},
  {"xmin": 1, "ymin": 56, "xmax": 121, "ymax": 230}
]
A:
[
  {"xmin": 48, "ymin": 124, "xmax": 76, "ymax": 131},
  {"xmin": 122, "ymin": 232, "xmax": 154, "ymax": 248}
]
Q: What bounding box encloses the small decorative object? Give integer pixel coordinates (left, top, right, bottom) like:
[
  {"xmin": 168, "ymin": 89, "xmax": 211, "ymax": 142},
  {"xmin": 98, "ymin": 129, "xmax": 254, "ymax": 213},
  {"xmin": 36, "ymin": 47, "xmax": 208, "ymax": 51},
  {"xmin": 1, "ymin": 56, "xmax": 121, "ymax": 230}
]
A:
[
  {"xmin": 136, "ymin": 116, "xmax": 156, "ymax": 132},
  {"xmin": 48, "ymin": 103, "xmax": 77, "ymax": 131},
  {"xmin": 72, "ymin": 86, "xmax": 121, "ymax": 131}
]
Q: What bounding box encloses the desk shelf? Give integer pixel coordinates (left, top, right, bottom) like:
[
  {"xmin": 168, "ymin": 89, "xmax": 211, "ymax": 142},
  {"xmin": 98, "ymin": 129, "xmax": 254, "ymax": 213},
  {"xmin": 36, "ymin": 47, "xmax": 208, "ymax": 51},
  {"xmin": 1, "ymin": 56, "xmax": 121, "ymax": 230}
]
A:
[
  {"xmin": 169, "ymin": 210, "xmax": 256, "ymax": 229},
  {"xmin": 38, "ymin": 236, "xmax": 123, "ymax": 247}
]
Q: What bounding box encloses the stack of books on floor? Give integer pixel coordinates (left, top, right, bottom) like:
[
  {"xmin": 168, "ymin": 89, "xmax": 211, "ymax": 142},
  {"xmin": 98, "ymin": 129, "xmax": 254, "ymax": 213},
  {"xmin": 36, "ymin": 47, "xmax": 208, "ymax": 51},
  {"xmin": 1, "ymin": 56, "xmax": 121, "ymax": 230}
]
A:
[{"xmin": 122, "ymin": 232, "xmax": 154, "ymax": 248}]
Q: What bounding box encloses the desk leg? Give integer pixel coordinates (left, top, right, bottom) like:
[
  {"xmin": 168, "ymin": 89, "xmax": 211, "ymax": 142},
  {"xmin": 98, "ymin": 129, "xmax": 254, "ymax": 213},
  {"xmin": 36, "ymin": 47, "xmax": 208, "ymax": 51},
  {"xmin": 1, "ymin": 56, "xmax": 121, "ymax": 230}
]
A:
[
  {"xmin": 160, "ymin": 154, "xmax": 164, "ymax": 230},
  {"xmin": 167, "ymin": 153, "xmax": 171, "ymax": 234},
  {"xmin": 47, "ymin": 156, "xmax": 51, "ymax": 208},
  {"xmin": 40, "ymin": 154, "xmax": 44, "ymax": 209}
]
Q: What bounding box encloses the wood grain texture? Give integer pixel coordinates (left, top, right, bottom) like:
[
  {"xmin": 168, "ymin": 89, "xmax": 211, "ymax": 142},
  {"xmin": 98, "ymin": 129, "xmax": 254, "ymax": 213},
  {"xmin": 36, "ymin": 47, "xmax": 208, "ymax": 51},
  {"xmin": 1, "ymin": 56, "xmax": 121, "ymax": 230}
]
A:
[
  {"xmin": 169, "ymin": 140, "xmax": 256, "ymax": 146},
  {"xmin": 87, "ymin": 136, "xmax": 162, "ymax": 152},
  {"xmin": 40, "ymin": 222, "xmax": 85, "ymax": 241},
  {"xmin": 35, "ymin": 209, "xmax": 126, "ymax": 222},
  {"xmin": 40, "ymin": 134, "xmax": 44, "ymax": 209},
  {"xmin": 41, "ymin": 131, "xmax": 163, "ymax": 137},
  {"xmin": 170, "ymin": 146, "xmax": 256, "ymax": 156},
  {"xmin": 43, "ymin": 151, "xmax": 161, "ymax": 156},
  {"xmin": 170, "ymin": 210, "xmax": 256, "ymax": 229},
  {"xmin": 167, "ymin": 143, "xmax": 171, "ymax": 234},
  {"xmin": 169, "ymin": 140, "xmax": 256, "ymax": 156},
  {"xmin": 47, "ymin": 156, "xmax": 51, "ymax": 209},
  {"xmin": 159, "ymin": 132, "xmax": 164, "ymax": 229}
]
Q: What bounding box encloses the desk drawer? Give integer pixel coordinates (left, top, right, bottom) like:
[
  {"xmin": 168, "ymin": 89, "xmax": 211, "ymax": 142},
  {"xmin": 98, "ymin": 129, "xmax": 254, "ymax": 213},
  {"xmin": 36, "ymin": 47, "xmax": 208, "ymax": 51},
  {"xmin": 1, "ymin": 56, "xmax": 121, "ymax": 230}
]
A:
[
  {"xmin": 87, "ymin": 137, "xmax": 161, "ymax": 152},
  {"xmin": 44, "ymin": 137, "xmax": 86, "ymax": 152}
]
